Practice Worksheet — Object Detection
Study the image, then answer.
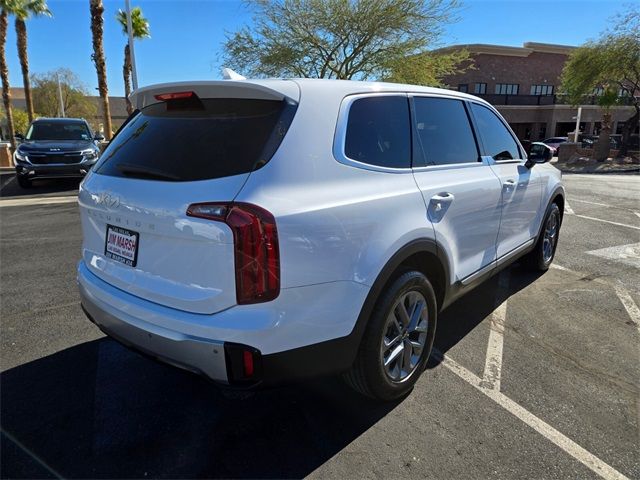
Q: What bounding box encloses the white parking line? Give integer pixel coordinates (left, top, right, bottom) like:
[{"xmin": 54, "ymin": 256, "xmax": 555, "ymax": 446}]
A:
[
  {"xmin": 569, "ymin": 198, "xmax": 610, "ymax": 208},
  {"xmin": 434, "ymin": 349, "xmax": 630, "ymax": 480},
  {"xmin": 564, "ymin": 201, "xmax": 575, "ymax": 215},
  {"xmin": 481, "ymin": 270, "xmax": 509, "ymax": 391},
  {"xmin": 0, "ymin": 196, "xmax": 78, "ymax": 208},
  {"xmin": 571, "ymin": 214, "xmax": 640, "ymax": 231},
  {"xmin": 613, "ymin": 284, "xmax": 640, "ymax": 334},
  {"xmin": 586, "ymin": 242, "xmax": 640, "ymax": 270}
]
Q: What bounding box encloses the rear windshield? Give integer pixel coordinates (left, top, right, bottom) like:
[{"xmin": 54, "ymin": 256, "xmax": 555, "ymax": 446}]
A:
[
  {"xmin": 95, "ymin": 97, "xmax": 295, "ymax": 182},
  {"xmin": 26, "ymin": 121, "xmax": 91, "ymax": 141}
]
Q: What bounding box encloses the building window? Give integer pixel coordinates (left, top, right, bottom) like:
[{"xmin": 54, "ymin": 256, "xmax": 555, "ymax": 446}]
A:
[
  {"xmin": 593, "ymin": 86, "xmax": 605, "ymax": 96},
  {"xmin": 474, "ymin": 83, "xmax": 487, "ymax": 94},
  {"xmin": 458, "ymin": 84, "xmax": 469, "ymax": 93},
  {"xmin": 495, "ymin": 83, "xmax": 519, "ymax": 95},
  {"xmin": 530, "ymin": 84, "xmax": 554, "ymax": 95}
]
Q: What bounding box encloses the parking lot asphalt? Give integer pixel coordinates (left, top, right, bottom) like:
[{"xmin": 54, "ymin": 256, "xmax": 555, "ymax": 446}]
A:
[{"xmin": 1, "ymin": 172, "xmax": 638, "ymax": 479}]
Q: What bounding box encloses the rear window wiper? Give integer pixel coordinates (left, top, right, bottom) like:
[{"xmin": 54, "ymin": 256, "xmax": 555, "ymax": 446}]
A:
[{"xmin": 116, "ymin": 163, "xmax": 181, "ymax": 181}]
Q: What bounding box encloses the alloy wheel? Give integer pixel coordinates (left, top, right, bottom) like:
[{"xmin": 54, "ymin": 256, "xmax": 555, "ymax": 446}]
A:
[{"xmin": 380, "ymin": 291, "xmax": 429, "ymax": 383}]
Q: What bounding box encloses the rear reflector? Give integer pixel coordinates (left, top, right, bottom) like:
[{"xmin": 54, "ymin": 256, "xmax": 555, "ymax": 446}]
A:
[
  {"xmin": 187, "ymin": 202, "xmax": 280, "ymax": 304},
  {"xmin": 224, "ymin": 343, "xmax": 262, "ymax": 384},
  {"xmin": 243, "ymin": 350, "xmax": 254, "ymax": 377},
  {"xmin": 154, "ymin": 91, "xmax": 195, "ymax": 101}
]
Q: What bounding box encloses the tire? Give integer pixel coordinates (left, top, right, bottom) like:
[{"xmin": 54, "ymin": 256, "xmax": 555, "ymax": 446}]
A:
[
  {"xmin": 344, "ymin": 270, "xmax": 438, "ymax": 401},
  {"xmin": 16, "ymin": 174, "xmax": 32, "ymax": 189},
  {"xmin": 526, "ymin": 203, "xmax": 561, "ymax": 271}
]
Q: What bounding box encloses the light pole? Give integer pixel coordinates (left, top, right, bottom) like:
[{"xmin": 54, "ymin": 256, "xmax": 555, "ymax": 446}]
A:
[
  {"xmin": 57, "ymin": 73, "xmax": 65, "ymax": 118},
  {"xmin": 125, "ymin": 0, "xmax": 138, "ymax": 90},
  {"xmin": 572, "ymin": 106, "xmax": 582, "ymax": 143}
]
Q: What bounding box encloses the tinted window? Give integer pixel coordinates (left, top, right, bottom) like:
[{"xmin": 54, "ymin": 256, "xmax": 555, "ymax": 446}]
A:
[
  {"xmin": 26, "ymin": 121, "xmax": 91, "ymax": 141},
  {"xmin": 344, "ymin": 96, "xmax": 410, "ymax": 168},
  {"xmin": 413, "ymin": 97, "xmax": 478, "ymax": 166},
  {"xmin": 470, "ymin": 103, "xmax": 521, "ymax": 161},
  {"xmin": 95, "ymin": 98, "xmax": 294, "ymax": 181}
]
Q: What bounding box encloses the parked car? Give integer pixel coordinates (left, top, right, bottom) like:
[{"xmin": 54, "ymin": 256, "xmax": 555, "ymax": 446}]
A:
[
  {"xmin": 78, "ymin": 79, "xmax": 564, "ymax": 401},
  {"xmin": 13, "ymin": 117, "xmax": 103, "ymax": 188},
  {"xmin": 581, "ymin": 135, "xmax": 622, "ymax": 149},
  {"xmin": 541, "ymin": 136, "xmax": 568, "ymax": 156}
]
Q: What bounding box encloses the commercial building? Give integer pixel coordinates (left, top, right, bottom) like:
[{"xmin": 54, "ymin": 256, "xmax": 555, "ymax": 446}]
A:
[{"xmin": 439, "ymin": 42, "xmax": 638, "ymax": 142}]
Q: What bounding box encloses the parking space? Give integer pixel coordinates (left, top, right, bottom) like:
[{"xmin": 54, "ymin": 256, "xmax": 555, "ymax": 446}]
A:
[{"xmin": 1, "ymin": 174, "xmax": 638, "ymax": 479}]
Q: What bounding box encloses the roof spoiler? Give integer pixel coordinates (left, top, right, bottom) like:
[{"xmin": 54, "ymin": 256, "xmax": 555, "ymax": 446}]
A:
[{"xmin": 129, "ymin": 80, "xmax": 300, "ymax": 110}]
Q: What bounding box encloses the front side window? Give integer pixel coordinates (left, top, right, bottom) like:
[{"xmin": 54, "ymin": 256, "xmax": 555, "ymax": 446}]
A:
[
  {"xmin": 344, "ymin": 96, "xmax": 411, "ymax": 169},
  {"xmin": 26, "ymin": 121, "xmax": 92, "ymax": 141},
  {"xmin": 470, "ymin": 103, "xmax": 521, "ymax": 161},
  {"xmin": 495, "ymin": 83, "xmax": 519, "ymax": 95},
  {"xmin": 413, "ymin": 97, "xmax": 479, "ymax": 166}
]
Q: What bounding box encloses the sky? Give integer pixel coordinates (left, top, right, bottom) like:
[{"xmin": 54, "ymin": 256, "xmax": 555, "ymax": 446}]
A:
[{"xmin": 2, "ymin": 0, "xmax": 629, "ymax": 97}]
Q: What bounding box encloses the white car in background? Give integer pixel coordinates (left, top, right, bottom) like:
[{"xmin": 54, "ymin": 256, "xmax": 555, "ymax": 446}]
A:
[{"xmin": 77, "ymin": 79, "xmax": 564, "ymax": 401}]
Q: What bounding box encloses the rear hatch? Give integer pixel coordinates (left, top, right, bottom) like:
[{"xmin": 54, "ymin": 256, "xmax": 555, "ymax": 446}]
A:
[{"xmin": 78, "ymin": 81, "xmax": 298, "ymax": 314}]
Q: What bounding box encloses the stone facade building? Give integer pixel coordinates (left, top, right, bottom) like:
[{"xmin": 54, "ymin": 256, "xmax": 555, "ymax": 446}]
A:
[{"xmin": 439, "ymin": 42, "xmax": 639, "ymax": 142}]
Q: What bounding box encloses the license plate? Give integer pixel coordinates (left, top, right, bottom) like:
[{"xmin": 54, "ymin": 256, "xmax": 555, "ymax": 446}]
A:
[{"xmin": 105, "ymin": 224, "xmax": 139, "ymax": 267}]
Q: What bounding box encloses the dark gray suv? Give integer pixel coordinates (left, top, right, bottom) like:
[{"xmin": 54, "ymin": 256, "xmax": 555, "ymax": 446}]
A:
[{"xmin": 13, "ymin": 117, "xmax": 103, "ymax": 188}]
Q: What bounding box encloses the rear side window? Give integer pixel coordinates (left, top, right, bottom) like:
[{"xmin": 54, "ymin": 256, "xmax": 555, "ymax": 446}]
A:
[
  {"xmin": 95, "ymin": 98, "xmax": 295, "ymax": 181},
  {"xmin": 470, "ymin": 103, "xmax": 521, "ymax": 161},
  {"xmin": 413, "ymin": 97, "xmax": 479, "ymax": 166},
  {"xmin": 344, "ymin": 96, "xmax": 411, "ymax": 169}
]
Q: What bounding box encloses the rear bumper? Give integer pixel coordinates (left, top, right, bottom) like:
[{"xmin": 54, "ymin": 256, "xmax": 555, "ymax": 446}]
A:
[{"xmin": 77, "ymin": 260, "xmax": 369, "ymax": 386}]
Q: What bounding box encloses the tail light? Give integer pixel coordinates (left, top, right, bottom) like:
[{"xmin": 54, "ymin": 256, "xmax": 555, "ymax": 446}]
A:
[{"xmin": 186, "ymin": 202, "xmax": 280, "ymax": 304}]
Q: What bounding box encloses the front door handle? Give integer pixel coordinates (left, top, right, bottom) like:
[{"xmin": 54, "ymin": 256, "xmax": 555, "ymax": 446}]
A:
[{"xmin": 503, "ymin": 179, "xmax": 516, "ymax": 190}]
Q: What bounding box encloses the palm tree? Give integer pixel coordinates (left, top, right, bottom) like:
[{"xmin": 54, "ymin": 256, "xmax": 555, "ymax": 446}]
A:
[
  {"xmin": 89, "ymin": 0, "xmax": 112, "ymax": 140},
  {"xmin": 116, "ymin": 6, "xmax": 149, "ymax": 115},
  {"xmin": 12, "ymin": 0, "xmax": 51, "ymax": 122},
  {"xmin": 0, "ymin": 5, "xmax": 15, "ymax": 146}
]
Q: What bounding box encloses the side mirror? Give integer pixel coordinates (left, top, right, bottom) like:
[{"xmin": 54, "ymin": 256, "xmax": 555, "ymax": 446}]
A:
[
  {"xmin": 94, "ymin": 133, "xmax": 105, "ymax": 142},
  {"xmin": 14, "ymin": 133, "xmax": 24, "ymax": 142},
  {"xmin": 526, "ymin": 145, "xmax": 552, "ymax": 168},
  {"xmin": 525, "ymin": 157, "xmax": 537, "ymax": 169}
]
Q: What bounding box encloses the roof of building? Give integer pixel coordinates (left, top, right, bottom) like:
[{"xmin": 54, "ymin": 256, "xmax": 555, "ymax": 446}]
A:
[{"xmin": 434, "ymin": 41, "xmax": 576, "ymax": 57}]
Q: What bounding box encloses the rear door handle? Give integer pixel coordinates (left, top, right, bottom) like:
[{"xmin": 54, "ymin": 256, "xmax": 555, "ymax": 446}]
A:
[
  {"xmin": 431, "ymin": 192, "xmax": 455, "ymax": 202},
  {"xmin": 430, "ymin": 192, "xmax": 454, "ymax": 212}
]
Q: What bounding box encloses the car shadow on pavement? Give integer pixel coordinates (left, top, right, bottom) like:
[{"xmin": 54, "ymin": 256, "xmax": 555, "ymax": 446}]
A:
[
  {"xmin": 0, "ymin": 176, "xmax": 81, "ymax": 198},
  {"xmin": 1, "ymin": 338, "xmax": 403, "ymax": 479},
  {"xmin": 1, "ymin": 264, "xmax": 544, "ymax": 479},
  {"xmin": 428, "ymin": 263, "xmax": 544, "ymax": 369}
]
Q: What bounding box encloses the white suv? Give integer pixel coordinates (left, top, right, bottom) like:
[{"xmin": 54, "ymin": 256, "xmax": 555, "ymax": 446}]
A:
[{"xmin": 78, "ymin": 79, "xmax": 564, "ymax": 400}]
